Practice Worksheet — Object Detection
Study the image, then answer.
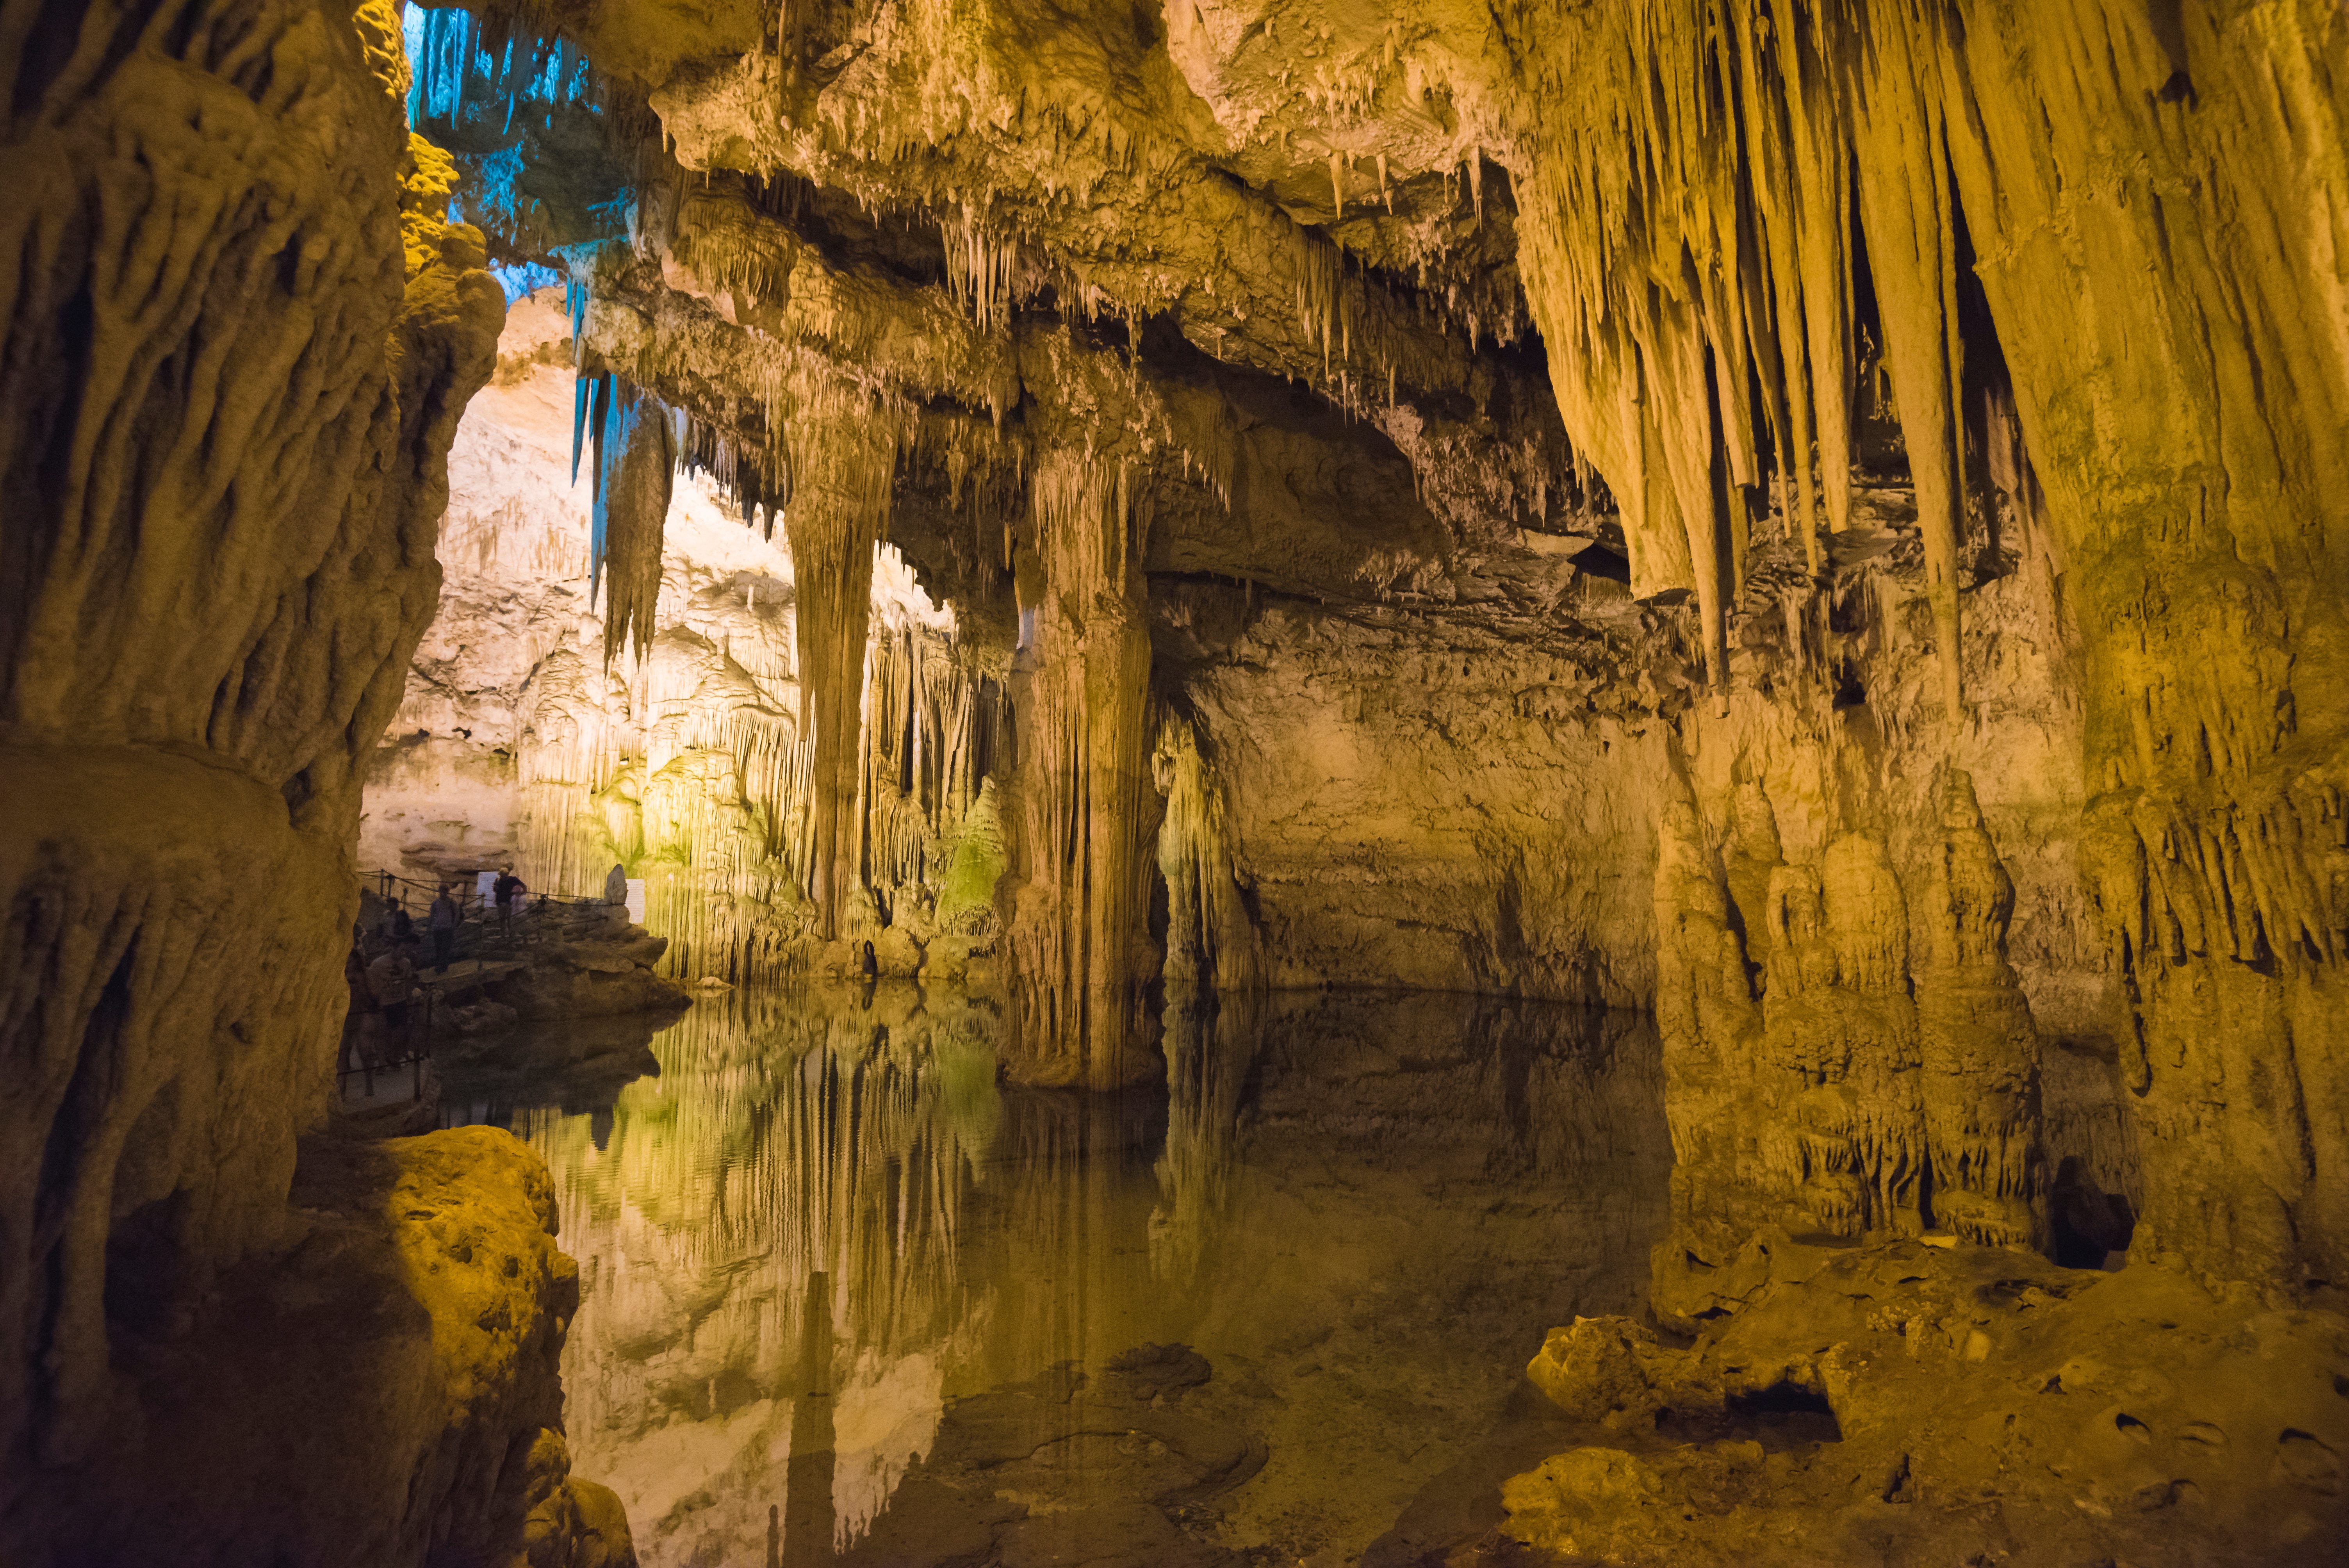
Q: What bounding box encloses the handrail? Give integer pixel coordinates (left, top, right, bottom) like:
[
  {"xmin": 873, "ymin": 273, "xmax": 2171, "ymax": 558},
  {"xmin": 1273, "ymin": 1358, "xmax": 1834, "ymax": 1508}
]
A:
[
  {"xmin": 339, "ymin": 1050, "xmax": 431, "ymax": 1104},
  {"xmin": 341, "ymin": 988, "xmax": 435, "ymax": 1104},
  {"xmin": 358, "ymin": 867, "xmax": 613, "ymax": 909},
  {"xmin": 358, "ymin": 868, "xmax": 619, "ymax": 957}
]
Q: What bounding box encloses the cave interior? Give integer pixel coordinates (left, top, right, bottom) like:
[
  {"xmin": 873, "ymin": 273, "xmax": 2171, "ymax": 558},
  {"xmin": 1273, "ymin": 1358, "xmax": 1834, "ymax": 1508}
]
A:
[{"xmin": 2, "ymin": 0, "xmax": 2347, "ymax": 1563}]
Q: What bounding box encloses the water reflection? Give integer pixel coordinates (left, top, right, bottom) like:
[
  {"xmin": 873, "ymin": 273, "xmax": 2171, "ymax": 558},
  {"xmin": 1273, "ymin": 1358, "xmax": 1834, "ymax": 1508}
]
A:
[{"xmin": 443, "ymin": 986, "xmax": 1670, "ymax": 1565}]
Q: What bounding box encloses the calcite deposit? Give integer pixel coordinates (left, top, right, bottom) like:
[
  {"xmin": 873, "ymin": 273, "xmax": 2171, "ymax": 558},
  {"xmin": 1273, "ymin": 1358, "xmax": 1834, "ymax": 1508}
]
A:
[{"xmin": 6, "ymin": 0, "xmax": 2347, "ymax": 1561}]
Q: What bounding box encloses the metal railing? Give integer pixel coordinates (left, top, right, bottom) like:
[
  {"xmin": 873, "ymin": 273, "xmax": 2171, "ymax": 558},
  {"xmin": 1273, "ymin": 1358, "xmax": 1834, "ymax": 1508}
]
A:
[
  {"xmin": 340, "ymin": 987, "xmax": 436, "ymax": 1104},
  {"xmin": 357, "ymin": 868, "xmax": 614, "ymax": 957},
  {"xmin": 340, "ymin": 1048, "xmax": 431, "ymax": 1104}
]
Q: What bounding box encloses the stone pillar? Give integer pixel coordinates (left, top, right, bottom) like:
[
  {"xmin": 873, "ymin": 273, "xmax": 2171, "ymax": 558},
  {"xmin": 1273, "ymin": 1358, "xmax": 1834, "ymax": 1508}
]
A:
[
  {"xmin": 782, "ymin": 410, "xmax": 895, "ymax": 940},
  {"xmin": 1003, "ymin": 450, "xmax": 1164, "ymax": 1087}
]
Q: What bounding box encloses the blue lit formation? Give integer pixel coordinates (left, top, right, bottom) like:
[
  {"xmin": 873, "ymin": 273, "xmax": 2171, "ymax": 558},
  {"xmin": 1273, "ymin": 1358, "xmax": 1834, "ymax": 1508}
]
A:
[
  {"xmin": 490, "ymin": 261, "xmax": 561, "ymax": 302},
  {"xmin": 403, "ymin": 5, "xmax": 593, "ymax": 137}
]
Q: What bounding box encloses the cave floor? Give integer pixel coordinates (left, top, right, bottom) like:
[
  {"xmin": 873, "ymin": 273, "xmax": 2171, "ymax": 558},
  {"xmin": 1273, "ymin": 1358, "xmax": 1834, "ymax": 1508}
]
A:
[{"xmin": 434, "ymin": 984, "xmax": 1672, "ymax": 1565}]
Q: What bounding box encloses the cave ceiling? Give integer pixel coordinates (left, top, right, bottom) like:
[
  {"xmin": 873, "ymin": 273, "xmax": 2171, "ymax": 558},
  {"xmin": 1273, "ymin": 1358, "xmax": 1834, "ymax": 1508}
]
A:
[{"xmin": 410, "ymin": 0, "xmax": 1687, "ymax": 687}]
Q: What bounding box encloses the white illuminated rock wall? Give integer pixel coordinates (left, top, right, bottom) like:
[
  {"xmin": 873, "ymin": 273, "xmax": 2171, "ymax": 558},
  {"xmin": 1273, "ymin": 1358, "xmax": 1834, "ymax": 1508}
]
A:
[{"xmin": 360, "ymin": 288, "xmax": 992, "ymax": 980}]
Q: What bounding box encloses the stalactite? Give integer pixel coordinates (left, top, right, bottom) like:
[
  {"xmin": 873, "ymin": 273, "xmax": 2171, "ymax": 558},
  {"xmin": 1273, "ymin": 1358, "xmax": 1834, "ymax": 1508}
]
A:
[
  {"xmin": 590, "ymin": 377, "xmax": 674, "ymax": 665},
  {"xmin": 940, "ymin": 203, "xmax": 1020, "ymax": 331},
  {"xmin": 1508, "ymin": 1, "xmax": 1979, "ymax": 705},
  {"xmin": 1843, "ymin": 0, "xmax": 1968, "ymax": 725}
]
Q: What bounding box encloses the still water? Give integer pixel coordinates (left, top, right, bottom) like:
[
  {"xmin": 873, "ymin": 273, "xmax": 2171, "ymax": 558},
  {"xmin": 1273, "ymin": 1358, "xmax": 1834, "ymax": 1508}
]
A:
[{"xmin": 442, "ymin": 986, "xmax": 1669, "ymax": 1566}]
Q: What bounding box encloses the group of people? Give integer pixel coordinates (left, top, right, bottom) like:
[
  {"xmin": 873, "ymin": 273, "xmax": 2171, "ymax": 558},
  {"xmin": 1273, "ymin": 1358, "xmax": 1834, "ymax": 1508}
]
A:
[{"xmin": 340, "ymin": 866, "xmax": 530, "ymax": 1077}]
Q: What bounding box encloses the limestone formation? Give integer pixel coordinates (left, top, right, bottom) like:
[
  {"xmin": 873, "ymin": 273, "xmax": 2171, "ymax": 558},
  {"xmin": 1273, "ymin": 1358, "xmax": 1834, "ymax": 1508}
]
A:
[
  {"xmin": 1509, "ymin": 1235, "xmax": 2349, "ymax": 1564},
  {"xmin": 6, "ymin": 0, "xmax": 2347, "ymax": 1561}
]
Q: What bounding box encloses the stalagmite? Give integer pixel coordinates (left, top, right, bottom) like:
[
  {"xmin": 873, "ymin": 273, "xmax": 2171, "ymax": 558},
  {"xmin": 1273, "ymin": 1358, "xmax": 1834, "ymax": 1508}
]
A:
[
  {"xmin": 1764, "ymin": 834, "xmax": 1926, "ymax": 1237},
  {"xmin": 1916, "ymin": 768, "xmax": 2046, "ymax": 1247}
]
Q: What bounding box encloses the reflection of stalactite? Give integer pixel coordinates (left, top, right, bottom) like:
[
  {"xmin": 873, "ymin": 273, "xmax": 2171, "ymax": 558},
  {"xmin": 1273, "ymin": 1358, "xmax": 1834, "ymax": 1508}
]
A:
[
  {"xmin": 959, "ymin": 1083, "xmax": 1171, "ymax": 1390},
  {"xmin": 781, "ymin": 1268, "xmax": 835, "ymax": 1568},
  {"xmin": 1006, "ymin": 451, "xmax": 1165, "ymax": 1087},
  {"xmin": 1150, "ymin": 986, "xmax": 1261, "ymax": 1292},
  {"xmin": 528, "ymin": 988, "xmax": 1002, "ymax": 1557}
]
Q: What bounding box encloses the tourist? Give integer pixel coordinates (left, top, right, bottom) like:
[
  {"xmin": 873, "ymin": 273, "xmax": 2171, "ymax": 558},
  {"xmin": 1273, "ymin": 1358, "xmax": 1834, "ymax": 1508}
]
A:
[
  {"xmin": 428, "ymin": 884, "xmax": 460, "ymax": 971},
  {"xmin": 364, "ymin": 940, "xmax": 419, "ymax": 1064},
  {"xmin": 341, "ymin": 940, "xmax": 371, "ymax": 1074},
  {"xmin": 493, "ymin": 865, "xmax": 528, "ymax": 937}
]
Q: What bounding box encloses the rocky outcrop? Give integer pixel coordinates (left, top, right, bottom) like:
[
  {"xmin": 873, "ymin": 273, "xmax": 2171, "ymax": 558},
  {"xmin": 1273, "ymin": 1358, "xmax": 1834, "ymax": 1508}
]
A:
[
  {"xmin": 1508, "ymin": 1236, "xmax": 2349, "ymax": 1564},
  {"xmin": 492, "ymin": 935, "xmax": 690, "ymax": 1022},
  {"xmin": 36, "ymin": 1126, "xmax": 634, "ymax": 1566}
]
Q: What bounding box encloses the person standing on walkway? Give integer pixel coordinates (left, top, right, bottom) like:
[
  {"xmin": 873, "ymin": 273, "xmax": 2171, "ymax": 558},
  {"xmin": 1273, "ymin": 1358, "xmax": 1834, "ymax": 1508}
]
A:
[
  {"xmin": 365, "ymin": 940, "xmax": 419, "ymax": 1066},
  {"xmin": 342, "ymin": 939, "xmax": 372, "ymax": 1074},
  {"xmin": 493, "ymin": 866, "xmax": 528, "ymax": 939},
  {"xmin": 428, "ymin": 884, "xmax": 460, "ymax": 971}
]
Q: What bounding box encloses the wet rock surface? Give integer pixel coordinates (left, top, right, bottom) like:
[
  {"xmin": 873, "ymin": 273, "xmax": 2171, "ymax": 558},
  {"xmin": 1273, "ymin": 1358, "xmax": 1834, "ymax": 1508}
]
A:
[
  {"xmin": 33, "ymin": 1127, "xmax": 632, "ymax": 1567},
  {"xmin": 838, "ymin": 1355, "xmax": 1266, "ymax": 1568},
  {"xmin": 1506, "ymin": 1238, "xmax": 2349, "ymax": 1565}
]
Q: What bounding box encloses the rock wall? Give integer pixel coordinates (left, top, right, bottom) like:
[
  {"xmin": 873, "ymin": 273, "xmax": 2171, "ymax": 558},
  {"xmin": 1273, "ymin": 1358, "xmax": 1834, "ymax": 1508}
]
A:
[
  {"xmin": 1, "ymin": 0, "xmax": 486, "ymax": 1481},
  {"xmin": 45, "ymin": 1127, "xmax": 635, "ymax": 1566},
  {"xmin": 0, "ymin": 2, "xmax": 632, "ymax": 1559}
]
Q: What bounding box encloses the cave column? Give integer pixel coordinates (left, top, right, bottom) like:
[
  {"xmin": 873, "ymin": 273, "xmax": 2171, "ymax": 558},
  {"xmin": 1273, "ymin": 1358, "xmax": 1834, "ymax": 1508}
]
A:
[
  {"xmin": 1938, "ymin": 0, "xmax": 2349, "ymax": 1290},
  {"xmin": 1004, "ymin": 449, "xmax": 1164, "ymax": 1088},
  {"xmin": 782, "ymin": 409, "xmax": 897, "ymax": 941}
]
